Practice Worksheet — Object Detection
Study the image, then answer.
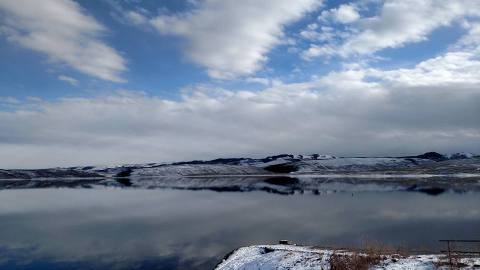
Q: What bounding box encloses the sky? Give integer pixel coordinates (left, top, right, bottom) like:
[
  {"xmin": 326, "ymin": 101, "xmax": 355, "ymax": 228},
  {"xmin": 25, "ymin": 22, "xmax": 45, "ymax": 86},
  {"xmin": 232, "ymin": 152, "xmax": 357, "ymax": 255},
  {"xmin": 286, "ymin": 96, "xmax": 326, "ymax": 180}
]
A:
[{"xmin": 0, "ymin": 0, "xmax": 479, "ymax": 168}]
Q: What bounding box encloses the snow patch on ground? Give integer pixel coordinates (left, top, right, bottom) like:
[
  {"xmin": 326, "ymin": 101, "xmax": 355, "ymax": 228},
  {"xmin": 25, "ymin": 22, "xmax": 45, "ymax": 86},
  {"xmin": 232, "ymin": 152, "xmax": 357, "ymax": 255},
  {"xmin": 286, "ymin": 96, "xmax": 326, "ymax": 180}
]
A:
[{"xmin": 215, "ymin": 245, "xmax": 480, "ymax": 270}]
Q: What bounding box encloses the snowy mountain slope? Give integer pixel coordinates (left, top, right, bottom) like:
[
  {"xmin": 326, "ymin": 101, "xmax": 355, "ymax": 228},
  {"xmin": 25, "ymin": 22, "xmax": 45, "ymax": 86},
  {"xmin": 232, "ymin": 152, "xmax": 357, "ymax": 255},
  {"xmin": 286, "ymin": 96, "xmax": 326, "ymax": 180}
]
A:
[
  {"xmin": 0, "ymin": 168, "xmax": 102, "ymax": 180},
  {"xmin": 293, "ymin": 157, "xmax": 433, "ymax": 173},
  {"xmin": 129, "ymin": 164, "xmax": 268, "ymax": 177},
  {"xmin": 103, "ymin": 152, "xmax": 479, "ymax": 177},
  {"xmin": 0, "ymin": 152, "xmax": 478, "ymax": 179}
]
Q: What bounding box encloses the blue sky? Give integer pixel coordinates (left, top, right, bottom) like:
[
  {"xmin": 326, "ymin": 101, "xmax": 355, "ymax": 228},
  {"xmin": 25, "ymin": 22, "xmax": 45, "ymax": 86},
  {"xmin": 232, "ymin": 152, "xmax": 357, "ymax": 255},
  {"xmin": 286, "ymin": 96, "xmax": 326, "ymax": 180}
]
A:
[
  {"xmin": 0, "ymin": 0, "xmax": 480, "ymax": 168},
  {"xmin": 0, "ymin": 0, "xmax": 206, "ymax": 99},
  {"xmin": 0, "ymin": 0, "xmax": 465, "ymax": 100}
]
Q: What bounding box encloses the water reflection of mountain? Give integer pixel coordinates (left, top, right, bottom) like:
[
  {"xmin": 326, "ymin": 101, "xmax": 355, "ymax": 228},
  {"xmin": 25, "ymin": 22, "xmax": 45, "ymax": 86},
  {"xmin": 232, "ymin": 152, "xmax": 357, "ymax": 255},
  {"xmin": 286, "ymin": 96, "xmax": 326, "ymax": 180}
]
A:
[{"xmin": 0, "ymin": 175, "xmax": 479, "ymax": 196}]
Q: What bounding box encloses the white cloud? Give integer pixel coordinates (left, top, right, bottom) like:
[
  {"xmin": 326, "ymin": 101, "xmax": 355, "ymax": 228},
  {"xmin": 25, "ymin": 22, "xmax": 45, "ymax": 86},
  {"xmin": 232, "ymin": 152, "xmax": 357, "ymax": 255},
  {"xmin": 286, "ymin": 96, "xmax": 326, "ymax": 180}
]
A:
[
  {"xmin": 334, "ymin": 4, "xmax": 360, "ymax": 24},
  {"xmin": 303, "ymin": 0, "xmax": 480, "ymax": 59},
  {"xmin": 373, "ymin": 50, "xmax": 480, "ymax": 86},
  {"xmin": 301, "ymin": 44, "xmax": 337, "ymax": 60},
  {"xmin": 0, "ymin": 0, "xmax": 127, "ymax": 82},
  {"xmin": 58, "ymin": 75, "xmax": 79, "ymax": 86},
  {"xmin": 1, "ymin": 45, "xmax": 480, "ymax": 168},
  {"xmin": 245, "ymin": 77, "xmax": 270, "ymax": 86},
  {"xmin": 1, "ymin": 0, "xmax": 480, "ymax": 169},
  {"xmin": 319, "ymin": 4, "xmax": 360, "ymax": 24},
  {"xmin": 300, "ymin": 24, "xmax": 337, "ymax": 42},
  {"xmin": 150, "ymin": 0, "xmax": 321, "ymax": 79},
  {"xmin": 0, "ymin": 96, "xmax": 19, "ymax": 105},
  {"xmin": 125, "ymin": 10, "xmax": 148, "ymax": 25},
  {"xmin": 341, "ymin": 0, "xmax": 480, "ymax": 56},
  {"xmin": 365, "ymin": 18, "xmax": 480, "ymax": 87},
  {"xmin": 454, "ymin": 22, "xmax": 480, "ymax": 50}
]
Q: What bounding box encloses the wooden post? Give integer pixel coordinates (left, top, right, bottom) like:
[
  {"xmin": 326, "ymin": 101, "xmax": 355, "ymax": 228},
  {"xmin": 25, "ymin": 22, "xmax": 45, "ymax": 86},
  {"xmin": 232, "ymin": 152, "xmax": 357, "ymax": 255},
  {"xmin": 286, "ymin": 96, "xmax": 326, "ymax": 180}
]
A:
[{"xmin": 447, "ymin": 240, "xmax": 452, "ymax": 269}]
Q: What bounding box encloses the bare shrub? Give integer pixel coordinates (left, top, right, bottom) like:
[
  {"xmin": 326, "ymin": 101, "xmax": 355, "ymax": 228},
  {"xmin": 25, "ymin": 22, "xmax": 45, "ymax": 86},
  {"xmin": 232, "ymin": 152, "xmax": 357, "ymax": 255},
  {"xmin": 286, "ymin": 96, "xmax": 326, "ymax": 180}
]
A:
[{"xmin": 329, "ymin": 251, "xmax": 382, "ymax": 270}]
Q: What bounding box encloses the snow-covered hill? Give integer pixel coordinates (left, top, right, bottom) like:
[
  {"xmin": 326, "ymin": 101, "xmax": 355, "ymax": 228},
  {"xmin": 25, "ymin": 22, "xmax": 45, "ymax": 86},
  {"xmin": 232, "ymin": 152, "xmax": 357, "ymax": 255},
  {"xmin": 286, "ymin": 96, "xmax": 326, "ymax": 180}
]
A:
[
  {"xmin": 0, "ymin": 152, "xmax": 478, "ymax": 179},
  {"xmin": 215, "ymin": 244, "xmax": 480, "ymax": 270}
]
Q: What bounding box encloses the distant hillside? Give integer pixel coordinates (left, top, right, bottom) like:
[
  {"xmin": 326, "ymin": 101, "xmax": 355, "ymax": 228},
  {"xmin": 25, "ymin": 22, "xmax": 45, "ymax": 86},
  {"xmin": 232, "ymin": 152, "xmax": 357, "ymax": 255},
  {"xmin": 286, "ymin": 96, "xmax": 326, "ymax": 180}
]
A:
[{"xmin": 0, "ymin": 152, "xmax": 478, "ymax": 180}]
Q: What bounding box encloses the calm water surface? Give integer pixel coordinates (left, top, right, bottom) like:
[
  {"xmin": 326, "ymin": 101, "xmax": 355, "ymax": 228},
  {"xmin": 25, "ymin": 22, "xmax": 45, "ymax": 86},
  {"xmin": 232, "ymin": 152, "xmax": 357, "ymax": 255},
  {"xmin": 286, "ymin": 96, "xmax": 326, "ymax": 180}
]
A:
[{"xmin": 0, "ymin": 181, "xmax": 479, "ymax": 269}]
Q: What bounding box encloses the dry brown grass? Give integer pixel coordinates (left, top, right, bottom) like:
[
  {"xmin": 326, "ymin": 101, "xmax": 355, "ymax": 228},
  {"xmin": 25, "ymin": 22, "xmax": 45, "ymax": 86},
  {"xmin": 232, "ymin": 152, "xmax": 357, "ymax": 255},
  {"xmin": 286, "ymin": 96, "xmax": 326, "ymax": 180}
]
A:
[
  {"xmin": 328, "ymin": 241, "xmax": 397, "ymax": 270},
  {"xmin": 329, "ymin": 252, "xmax": 382, "ymax": 270}
]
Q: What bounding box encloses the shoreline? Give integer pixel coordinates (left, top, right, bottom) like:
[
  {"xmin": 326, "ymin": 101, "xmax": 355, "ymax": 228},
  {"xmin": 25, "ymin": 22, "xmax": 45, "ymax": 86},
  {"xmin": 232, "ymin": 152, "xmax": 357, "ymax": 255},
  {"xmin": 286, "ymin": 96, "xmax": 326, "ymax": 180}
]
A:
[{"xmin": 215, "ymin": 244, "xmax": 480, "ymax": 269}]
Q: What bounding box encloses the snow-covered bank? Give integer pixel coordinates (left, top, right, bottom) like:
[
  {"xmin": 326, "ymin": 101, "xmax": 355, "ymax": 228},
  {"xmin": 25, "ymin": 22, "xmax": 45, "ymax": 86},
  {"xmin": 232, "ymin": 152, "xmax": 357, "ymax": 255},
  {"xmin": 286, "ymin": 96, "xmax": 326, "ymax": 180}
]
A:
[{"xmin": 215, "ymin": 245, "xmax": 480, "ymax": 270}]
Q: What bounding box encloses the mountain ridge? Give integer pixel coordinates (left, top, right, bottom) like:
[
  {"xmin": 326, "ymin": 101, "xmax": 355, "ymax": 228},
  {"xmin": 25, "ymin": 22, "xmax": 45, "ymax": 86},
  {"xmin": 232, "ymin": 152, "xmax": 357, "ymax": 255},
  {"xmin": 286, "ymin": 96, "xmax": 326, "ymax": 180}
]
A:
[{"xmin": 0, "ymin": 152, "xmax": 478, "ymax": 180}]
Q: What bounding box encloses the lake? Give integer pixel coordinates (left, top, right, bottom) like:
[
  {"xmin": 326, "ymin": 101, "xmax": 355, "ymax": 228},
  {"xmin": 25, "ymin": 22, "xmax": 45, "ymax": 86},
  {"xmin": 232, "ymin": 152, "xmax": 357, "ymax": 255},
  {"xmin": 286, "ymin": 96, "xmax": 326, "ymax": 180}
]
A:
[{"xmin": 0, "ymin": 180, "xmax": 479, "ymax": 269}]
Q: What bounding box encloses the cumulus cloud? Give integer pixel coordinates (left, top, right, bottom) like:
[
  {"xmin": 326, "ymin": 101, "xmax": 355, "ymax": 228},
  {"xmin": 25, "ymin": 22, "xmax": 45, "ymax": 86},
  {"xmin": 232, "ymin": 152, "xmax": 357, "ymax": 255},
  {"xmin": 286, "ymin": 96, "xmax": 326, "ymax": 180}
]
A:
[
  {"xmin": 342, "ymin": 0, "xmax": 480, "ymax": 56},
  {"xmin": 300, "ymin": 24, "xmax": 338, "ymax": 43},
  {"xmin": 0, "ymin": 0, "xmax": 127, "ymax": 82},
  {"xmin": 125, "ymin": 10, "xmax": 148, "ymax": 25},
  {"xmin": 58, "ymin": 75, "xmax": 79, "ymax": 86},
  {"xmin": 301, "ymin": 44, "xmax": 337, "ymax": 60},
  {"xmin": 1, "ymin": 47, "xmax": 480, "ymax": 168},
  {"xmin": 319, "ymin": 4, "xmax": 360, "ymax": 24},
  {"xmin": 303, "ymin": 0, "xmax": 480, "ymax": 59},
  {"xmin": 1, "ymin": 0, "xmax": 480, "ymax": 169},
  {"xmin": 375, "ymin": 50, "xmax": 480, "ymax": 86},
  {"xmin": 245, "ymin": 77, "xmax": 270, "ymax": 86},
  {"xmin": 150, "ymin": 0, "xmax": 321, "ymax": 79},
  {"xmin": 333, "ymin": 4, "xmax": 360, "ymax": 24}
]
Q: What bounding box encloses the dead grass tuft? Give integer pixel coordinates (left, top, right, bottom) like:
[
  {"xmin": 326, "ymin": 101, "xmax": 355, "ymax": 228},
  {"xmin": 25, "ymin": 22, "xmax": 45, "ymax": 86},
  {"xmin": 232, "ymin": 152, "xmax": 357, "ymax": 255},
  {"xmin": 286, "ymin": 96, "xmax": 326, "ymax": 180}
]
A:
[
  {"xmin": 329, "ymin": 252, "xmax": 382, "ymax": 270},
  {"xmin": 328, "ymin": 241, "xmax": 397, "ymax": 270}
]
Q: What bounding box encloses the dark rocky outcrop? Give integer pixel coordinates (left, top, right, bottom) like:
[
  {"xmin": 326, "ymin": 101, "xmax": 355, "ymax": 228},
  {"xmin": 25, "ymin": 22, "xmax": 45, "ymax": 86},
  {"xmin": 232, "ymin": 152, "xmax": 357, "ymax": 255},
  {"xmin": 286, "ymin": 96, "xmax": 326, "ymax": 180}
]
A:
[
  {"xmin": 415, "ymin": 152, "xmax": 446, "ymax": 161},
  {"xmin": 115, "ymin": 168, "xmax": 133, "ymax": 177},
  {"xmin": 264, "ymin": 164, "xmax": 298, "ymax": 173}
]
